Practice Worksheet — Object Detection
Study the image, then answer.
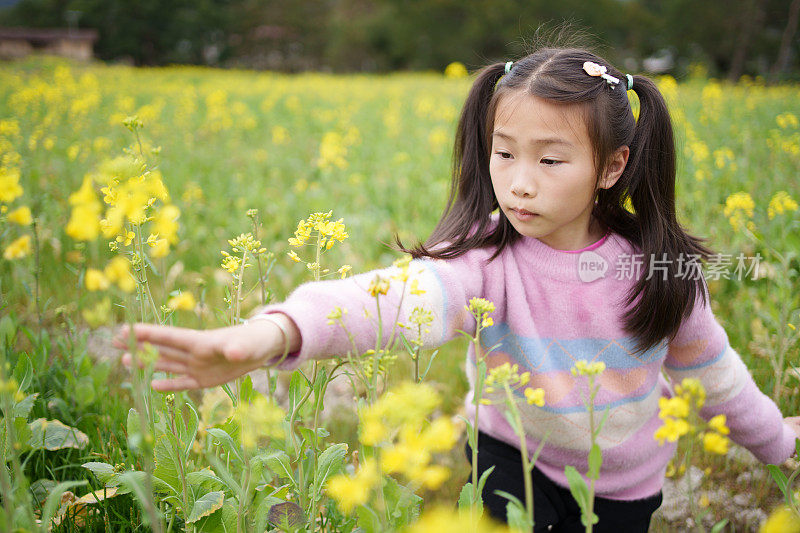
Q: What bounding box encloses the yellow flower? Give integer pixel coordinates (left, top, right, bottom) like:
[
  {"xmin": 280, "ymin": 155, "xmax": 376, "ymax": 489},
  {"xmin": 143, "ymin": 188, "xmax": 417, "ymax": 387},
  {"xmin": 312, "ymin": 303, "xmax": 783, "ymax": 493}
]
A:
[
  {"xmin": 148, "ymin": 238, "xmax": 170, "ymax": 258},
  {"xmin": 759, "ymin": 506, "xmax": 800, "ymax": 533},
  {"xmin": 658, "ymin": 396, "xmax": 690, "ymax": 419},
  {"xmin": 287, "ymin": 250, "xmax": 301, "ymax": 263},
  {"xmin": 232, "ymin": 395, "xmax": 284, "ymax": 451},
  {"xmin": 168, "ymin": 292, "xmax": 196, "ymax": 311},
  {"xmin": 116, "ymin": 230, "xmax": 135, "ymax": 246},
  {"xmin": 0, "ymin": 167, "xmax": 23, "ymax": 203},
  {"xmin": 7, "ymin": 206, "xmax": 32, "ymax": 225},
  {"xmin": 404, "ymin": 506, "xmax": 511, "ymax": 533},
  {"xmin": 409, "ymin": 279, "xmax": 426, "ymax": 295},
  {"xmin": 467, "ymin": 297, "xmax": 495, "ymax": 316},
  {"xmin": 85, "ymin": 268, "xmax": 110, "ymax": 291},
  {"xmin": 368, "ymin": 275, "xmax": 390, "ymax": 297},
  {"xmin": 66, "ymin": 176, "xmax": 102, "ymax": 241},
  {"xmin": 768, "ymin": 191, "xmax": 799, "ymax": 220},
  {"xmin": 723, "ymin": 192, "xmax": 755, "ymax": 229},
  {"xmin": 3, "ymin": 235, "xmax": 31, "ymax": 260},
  {"xmin": 444, "ymin": 62, "xmax": 468, "ymax": 79},
  {"xmin": 674, "ymin": 378, "xmax": 706, "ymax": 408},
  {"xmin": 221, "ymin": 253, "xmax": 241, "ymax": 274},
  {"xmin": 708, "ymin": 414, "xmax": 729, "ymax": 435},
  {"xmin": 653, "ymin": 417, "xmax": 690, "ymax": 445},
  {"xmin": 104, "ymin": 256, "xmax": 136, "ymax": 293},
  {"xmin": 524, "ymin": 387, "xmax": 546, "ymax": 407},
  {"xmin": 326, "ymin": 458, "xmax": 379, "ymax": 514},
  {"xmin": 571, "ymin": 360, "xmax": 606, "ymax": 377},
  {"xmin": 337, "ymin": 264, "xmax": 351, "ymax": 278},
  {"xmin": 702, "ymin": 432, "xmax": 730, "ymax": 455}
]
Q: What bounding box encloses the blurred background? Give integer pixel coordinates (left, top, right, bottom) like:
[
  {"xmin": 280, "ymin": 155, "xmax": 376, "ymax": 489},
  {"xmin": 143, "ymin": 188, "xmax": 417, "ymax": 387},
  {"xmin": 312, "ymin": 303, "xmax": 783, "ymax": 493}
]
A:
[{"xmin": 0, "ymin": 0, "xmax": 798, "ymax": 80}]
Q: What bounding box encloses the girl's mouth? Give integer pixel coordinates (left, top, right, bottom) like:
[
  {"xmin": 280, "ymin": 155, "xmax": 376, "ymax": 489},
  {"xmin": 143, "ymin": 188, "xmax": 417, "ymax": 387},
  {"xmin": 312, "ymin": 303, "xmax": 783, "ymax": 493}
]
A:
[{"xmin": 510, "ymin": 207, "xmax": 538, "ymax": 221}]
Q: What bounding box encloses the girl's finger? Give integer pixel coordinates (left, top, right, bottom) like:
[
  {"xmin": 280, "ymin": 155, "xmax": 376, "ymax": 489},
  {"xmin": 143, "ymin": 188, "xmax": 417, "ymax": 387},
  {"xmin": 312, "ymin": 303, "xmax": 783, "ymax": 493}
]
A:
[
  {"xmin": 135, "ymin": 342, "xmax": 192, "ymax": 363},
  {"xmin": 132, "ymin": 323, "xmax": 202, "ymax": 352},
  {"xmin": 152, "ymin": 360, "xmax": 190, "ymax": 374},
  {"xmin": 151, "ymin": 375, "xmax": 202, "ymax": 392}
]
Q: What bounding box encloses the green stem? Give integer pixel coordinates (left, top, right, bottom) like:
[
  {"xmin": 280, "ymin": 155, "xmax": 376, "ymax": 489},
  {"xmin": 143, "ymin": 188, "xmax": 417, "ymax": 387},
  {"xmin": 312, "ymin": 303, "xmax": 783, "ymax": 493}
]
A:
[
  {"xmin": 505, "ymin": 383, "xmax": 533, "ymax": 525},
  {"xmin": 167, "ymin": 402, "xmax": 191, "ymax": 531}
]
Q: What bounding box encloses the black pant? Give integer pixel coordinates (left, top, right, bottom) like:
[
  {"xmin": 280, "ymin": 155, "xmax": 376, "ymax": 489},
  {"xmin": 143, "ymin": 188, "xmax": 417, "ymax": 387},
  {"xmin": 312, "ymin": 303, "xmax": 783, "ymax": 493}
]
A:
[{"xmin": 466, "ymin": 432, "xmax": 662, "ymax": 532}]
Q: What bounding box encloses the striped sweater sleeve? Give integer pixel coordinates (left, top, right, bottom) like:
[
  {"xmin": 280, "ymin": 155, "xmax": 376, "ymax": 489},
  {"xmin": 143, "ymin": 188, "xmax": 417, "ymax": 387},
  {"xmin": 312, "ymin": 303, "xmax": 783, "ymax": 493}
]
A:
[
  {"xmin": 250, "ymin": 251, "xmax": 487, "ymax": 370},
  {"xmin": 664, "ymin": 291, "xmax": 796, "ymax": 464}
]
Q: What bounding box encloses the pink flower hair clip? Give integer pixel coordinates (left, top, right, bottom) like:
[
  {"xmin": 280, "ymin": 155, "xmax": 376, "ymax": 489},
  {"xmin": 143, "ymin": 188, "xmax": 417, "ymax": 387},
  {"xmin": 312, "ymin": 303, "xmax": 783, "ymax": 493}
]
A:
[{"xmin": 583, "ymin": 61, "xmax": 620, "ymax": 89}]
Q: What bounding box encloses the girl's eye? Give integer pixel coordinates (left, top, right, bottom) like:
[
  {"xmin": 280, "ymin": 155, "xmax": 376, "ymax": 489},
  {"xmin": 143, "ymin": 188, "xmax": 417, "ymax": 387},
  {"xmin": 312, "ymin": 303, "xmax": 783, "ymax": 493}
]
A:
[
  {"xmin": 495, "ymin": 151, "xmax": 513, "ymax": 160},
  {"xmin": 541, "ymin": 158, "xmax": 560, "ymax": 166}
]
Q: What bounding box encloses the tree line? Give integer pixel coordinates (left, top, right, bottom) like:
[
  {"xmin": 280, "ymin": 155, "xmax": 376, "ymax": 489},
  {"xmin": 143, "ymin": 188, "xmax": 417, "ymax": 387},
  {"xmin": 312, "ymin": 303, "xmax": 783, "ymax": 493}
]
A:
[{"xmin": 1, "ymin": 0, "xmax": 797, "ymax": 80}]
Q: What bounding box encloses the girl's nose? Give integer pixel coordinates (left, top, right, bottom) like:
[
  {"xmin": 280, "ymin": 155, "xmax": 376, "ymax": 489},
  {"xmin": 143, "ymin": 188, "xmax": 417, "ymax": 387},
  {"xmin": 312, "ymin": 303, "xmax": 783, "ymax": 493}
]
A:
[{"xmin": 510, "ymin": 170, "xmax": 536, "ymax": 198}]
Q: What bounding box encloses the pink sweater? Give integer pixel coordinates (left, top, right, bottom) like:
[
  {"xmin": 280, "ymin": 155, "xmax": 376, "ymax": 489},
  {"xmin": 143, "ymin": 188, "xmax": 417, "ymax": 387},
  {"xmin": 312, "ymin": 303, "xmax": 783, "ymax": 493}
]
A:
[{"xmin": 255, "ymin": 227, "xmax": 795, "ymax": 500}]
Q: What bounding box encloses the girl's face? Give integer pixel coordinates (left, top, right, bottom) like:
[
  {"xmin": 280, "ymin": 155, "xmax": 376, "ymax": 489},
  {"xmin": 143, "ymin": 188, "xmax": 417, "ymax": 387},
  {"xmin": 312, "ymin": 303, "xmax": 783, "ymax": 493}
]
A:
[{"xmin": 489, "ymin": 92, "xmax": 624, "ymax": 251}]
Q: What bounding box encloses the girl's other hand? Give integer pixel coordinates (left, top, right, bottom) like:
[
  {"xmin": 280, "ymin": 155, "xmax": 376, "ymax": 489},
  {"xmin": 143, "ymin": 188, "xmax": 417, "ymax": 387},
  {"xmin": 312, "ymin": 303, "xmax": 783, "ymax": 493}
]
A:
[{"xmin": 112, "ymin": 315, "xmax": 299, "ymax": 392}]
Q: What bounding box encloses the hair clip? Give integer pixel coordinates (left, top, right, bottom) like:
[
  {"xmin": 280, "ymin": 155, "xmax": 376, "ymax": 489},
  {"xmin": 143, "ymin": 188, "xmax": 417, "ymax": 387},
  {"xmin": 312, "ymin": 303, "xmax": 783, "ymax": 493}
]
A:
[
  {"xmin": 583, "ymin": 61, "xmax": 620, "ymax": 89},
  {"xmin": 505, "ymin": 61, "xmax": 513, "ymax": 74}
]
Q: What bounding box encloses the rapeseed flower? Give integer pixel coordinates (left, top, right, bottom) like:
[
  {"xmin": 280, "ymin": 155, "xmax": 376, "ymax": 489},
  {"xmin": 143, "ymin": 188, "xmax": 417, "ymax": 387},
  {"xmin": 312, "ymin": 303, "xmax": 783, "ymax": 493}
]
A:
[
  {"xmin": 759, "ymin": 506, "xmax": 800, "ymax": 533},
  {"xmin": 66, "ymin": 176, "xmax": 102, "ymax": 241},
  {"xmin": 768, "ymin": 191, "xmax": 798, "ymax": 219},
  {"xmin": 571, "ymin": 360, "xmax": 606, "ymax": 377},
  {"xmin": 0, "ymin": 167, "xmax": 23, "ymax": 203},
  {"xmin": 653, "ymin": 417, "xmax": 690, "ymax": 444},
  {"xmin": 723, "ymin": 192, "xmax": 755, "ymax": 230},
  {"xmin": 3, "ymin": 235, "xmax": 31, "ymax": 260},
  {"xmin": 326, "ymin": 458, "xmax": 380, "ymax": 514},
  {"xmin": 85, "ymin": 268, "xmax": 110, "ymax": 291},
  {"xmin": 104, "ymin": 256, "xmax": 136, "ymax": 293},
  {"xmin": 444, "ymin": 61, "xmax": 468, "ymax": 79},
  {"xmin": 404, "ymin": 507, "xmax": 511, "ymax": 533},
  {"xmin": 702, "ymin": 432, "xmax": 730, "ymax": 454},
  {"xmin": 524, "ymin": 387, "xmax": 546, "ymax": 407},
  {"xmin": 232, "ymin": 395, "xmax": 284, "ymax": 451},
  {"xmin": 168, "ymin": 292, "xmax": 196, "ymax": 311},
  {"xmin": 7, "ymin": 206, "xmax": 31, "ymax": 225}
]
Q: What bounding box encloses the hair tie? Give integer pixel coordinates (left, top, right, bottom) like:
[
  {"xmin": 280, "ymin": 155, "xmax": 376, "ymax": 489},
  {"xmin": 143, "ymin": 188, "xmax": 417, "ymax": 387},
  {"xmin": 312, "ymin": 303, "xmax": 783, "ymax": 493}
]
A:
[
  {"xmin": 505, "ymin": 61, "xmax": 513, "ymax": 74},
  {"xmin": 626, "ymin": 74, "xmax": 634, "ymax": 91}
]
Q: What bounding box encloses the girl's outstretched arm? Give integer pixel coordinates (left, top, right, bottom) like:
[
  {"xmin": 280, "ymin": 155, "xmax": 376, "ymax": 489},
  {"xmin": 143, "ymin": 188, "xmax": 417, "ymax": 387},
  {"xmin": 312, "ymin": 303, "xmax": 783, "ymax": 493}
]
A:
[
  {"xmin": 112, "ymin": 313, "xmax": 300, "ymax": 391},
  {"xmin": 664, "ymin": 289, "xmax": 798, "ymax": 463}
]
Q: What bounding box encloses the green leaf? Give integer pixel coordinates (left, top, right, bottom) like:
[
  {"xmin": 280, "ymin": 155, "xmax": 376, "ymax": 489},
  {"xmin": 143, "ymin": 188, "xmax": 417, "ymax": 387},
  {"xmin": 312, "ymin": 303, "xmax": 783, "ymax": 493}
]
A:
[
  {"xmin": 383, "ymin": 476, "xmax": 422, "ymax": 527},
  {"xmin": 206, "ymin": 427, "xmax": 244, "ymax": 465},
  {"xmin": 767, "ymin": 464, "xmax": 788, "ymax": 497},
  {"xmin": 710, "ymin": 518, "xmax": 729, "ymax": 532},
  {"xmin": 264, "ymin": 450, "xmax": 297, "ymax": 489},
  {"xmin": 186, "ymin": 469, "xmax": 225, "ymax": 492},
  {"xmin": 126, "ymin": 408, "xmax": 141, "ymax": 450},
  {"xmin": 312, "ymin": 443, "xmax": 347, "ymax": 501},
  {"xmin": 0, "ymin": 314, "xmax": 16, "ymax": 348},
  {"xmin": 477, "ymin": 465, "xmax": 495, "ymax": 498},
  {"xmin": 13, "ymin": 353, "xmax": 32, "ymax": 392},
  {"xmin": 240, "ymin": 375, "xmax": 256, "ymax": 403},
  {"xmin": 564, "ymin": 465, "xmax": 590, "ymax": 512},
  {"xmin": 268, "ymin": 501, "xmax": 307, "ymax": 531},
  {"xmin": 587, "ymin": 443, "xmax": 602, "ymax": 480},
  {"xmin": 288, "ymin": 371, "xmax": 307, "ymax": 414},
  {"xmin": 355, "ymin": 505, "xmax": 382, "ymax": 533},
  {"xmin": 28, "ymin": 418, "xmax": 89, "ymax": 450},
  {"xmin": 12, "ymin": 393, "xmax": 38, "ymax": 419},
  {"xmin": 153, "ymin": 434, "xmax": 183, "ymax": 502},
  {"xmin": 254, "ymin": 494, "xmax": 286, "ymax": 532},
  {"xmin": 181, "ymin": 402, "xmax": 200, "ymax": 457},
  {"xmin": 505, "ymin": 498, "xmax": 533, "ymax": 531},
  {"xmin": 458, "ymin": 482, "xmax": 478, "ymax": 512},
  {"xmin": 82, "ymin": 462, "xmax": 116, "ymax": 484},
  {"xmin": 75, "ymin": 375, "xmax": 97, "ymax": 407},
  {"xmin": 795, "ymin": 437, "xmax": 800, "ymax": 458},
  {"xmin": 186, "ymin": 490, "xmax": 225, "ymax": 523}
]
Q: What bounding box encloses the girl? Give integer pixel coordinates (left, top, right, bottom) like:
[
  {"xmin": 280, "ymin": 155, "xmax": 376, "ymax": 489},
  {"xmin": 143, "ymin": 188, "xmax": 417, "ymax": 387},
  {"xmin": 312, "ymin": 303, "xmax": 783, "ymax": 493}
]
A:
[{"xmin": 115, "ymin": 47, "xmax": 800, "ymax": 531}]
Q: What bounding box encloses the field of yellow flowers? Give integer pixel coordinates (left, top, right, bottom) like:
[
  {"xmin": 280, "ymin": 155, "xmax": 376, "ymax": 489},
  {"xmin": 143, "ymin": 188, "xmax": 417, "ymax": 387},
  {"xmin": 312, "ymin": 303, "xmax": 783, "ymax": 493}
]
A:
[{"xmin": 1, "ymin": 55, "xmax": 799, "ymax": 531}]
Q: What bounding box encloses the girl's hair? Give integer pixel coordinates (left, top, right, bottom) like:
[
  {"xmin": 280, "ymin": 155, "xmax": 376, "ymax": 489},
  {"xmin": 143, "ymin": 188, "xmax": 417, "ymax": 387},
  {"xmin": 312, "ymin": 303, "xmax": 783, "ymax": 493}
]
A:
[{"xmin": 397, "ymin": 47, "xmax": 713, "ymax": 354}]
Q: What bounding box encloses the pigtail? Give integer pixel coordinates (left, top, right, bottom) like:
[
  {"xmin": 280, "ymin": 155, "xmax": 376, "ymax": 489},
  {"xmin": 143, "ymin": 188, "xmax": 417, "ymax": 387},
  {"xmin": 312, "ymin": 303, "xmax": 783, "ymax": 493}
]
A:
[
  {"xmin": 620, "ymin": 75, "xmax": 713, "ymax": 353},
  {"xmin": 397, "ymin": 62, "xmax": 509, "ymax": 259}
]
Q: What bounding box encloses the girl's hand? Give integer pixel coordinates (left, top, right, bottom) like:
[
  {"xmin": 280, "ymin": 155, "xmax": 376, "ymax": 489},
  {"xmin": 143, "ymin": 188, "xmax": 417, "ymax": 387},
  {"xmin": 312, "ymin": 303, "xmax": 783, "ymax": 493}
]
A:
[{"xmin": 112, "ymin": 314, "xmax": 300, "ymax": 392}]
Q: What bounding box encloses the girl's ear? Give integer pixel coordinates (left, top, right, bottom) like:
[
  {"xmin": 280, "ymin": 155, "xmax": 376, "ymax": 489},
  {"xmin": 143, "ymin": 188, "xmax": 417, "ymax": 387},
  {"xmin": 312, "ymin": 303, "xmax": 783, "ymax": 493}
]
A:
[{"xmin": 599, "ymin": 145, "xmax": 630, "ymax": 189}]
